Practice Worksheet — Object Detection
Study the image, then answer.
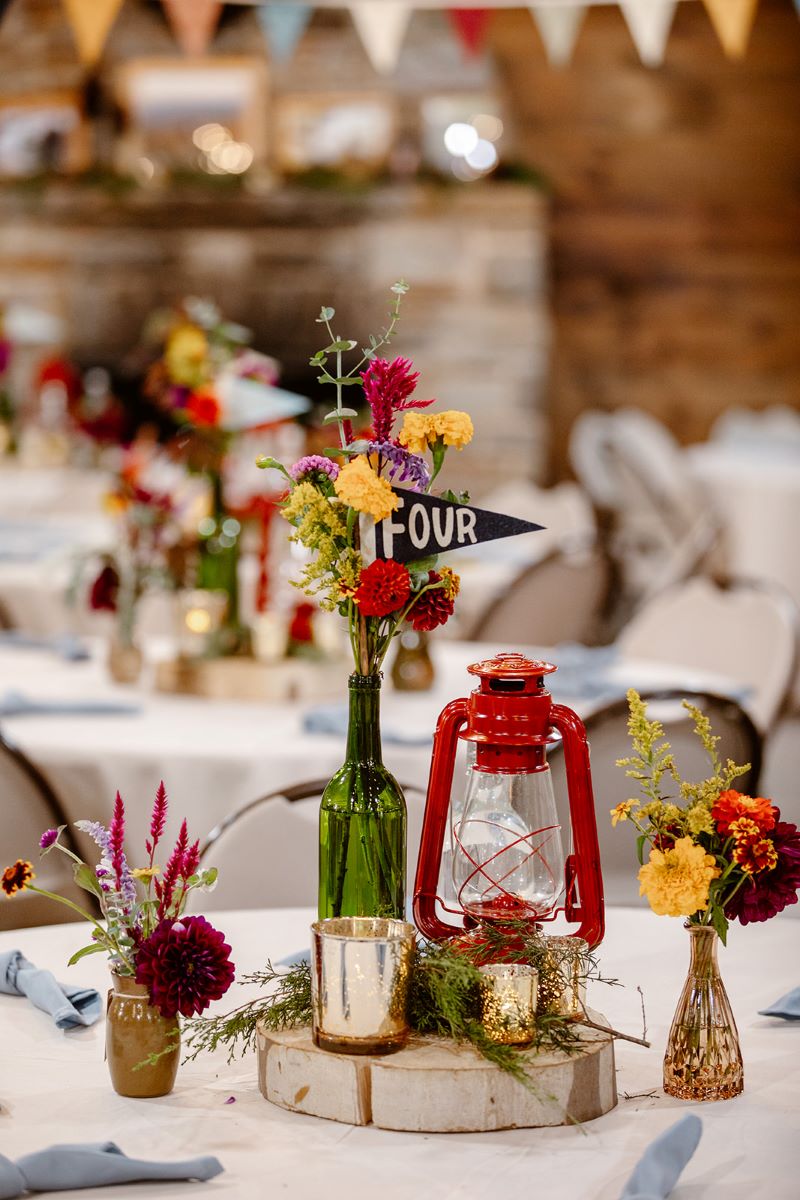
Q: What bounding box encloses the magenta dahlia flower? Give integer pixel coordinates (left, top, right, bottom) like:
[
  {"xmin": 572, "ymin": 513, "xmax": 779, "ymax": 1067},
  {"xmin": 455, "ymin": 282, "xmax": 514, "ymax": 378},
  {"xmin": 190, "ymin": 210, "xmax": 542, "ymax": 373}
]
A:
[
  {"xmin": 135, "ymin": 915, "xmax": 235, "ymax": 1018},
  {"xmin": 725, "ymin": 814, "xmax": 800, "ymax": 925}
]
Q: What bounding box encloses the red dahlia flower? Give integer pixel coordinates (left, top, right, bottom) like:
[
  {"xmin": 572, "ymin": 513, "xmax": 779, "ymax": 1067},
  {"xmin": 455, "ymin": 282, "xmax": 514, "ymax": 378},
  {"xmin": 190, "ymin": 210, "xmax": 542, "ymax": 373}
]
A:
[
  {"xmin": 89, "ymin": 564, "xmax": 119, "ymax": 612},
  {"xmin": 725, "ymin": 813, "xmax": 800, "ymax": 925},
  {"xmin": 409, "ymin": 572, "xmax": 455, "ymax": 632},
  {"xmin": 353, "ymin": 559, "xmax": 411, "ymax": 618},
  {"xmin": 134, "ymin": 915, "xmax": 235, "ymax": 1019}
]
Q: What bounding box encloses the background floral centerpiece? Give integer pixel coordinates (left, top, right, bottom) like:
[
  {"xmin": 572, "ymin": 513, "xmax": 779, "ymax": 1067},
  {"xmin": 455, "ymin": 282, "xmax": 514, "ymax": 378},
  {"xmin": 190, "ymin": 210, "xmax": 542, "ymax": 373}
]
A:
[
  {"xmin": 614, "ymin": 690, "xmax": 800, "ymax": 1101},
  {"xmin": 1, "ymin": 784, "xmax": 233, "ymax": 1098},
  {"xmin": 258, "ymin": 282, "xmax": 473, "ymax": 921}
]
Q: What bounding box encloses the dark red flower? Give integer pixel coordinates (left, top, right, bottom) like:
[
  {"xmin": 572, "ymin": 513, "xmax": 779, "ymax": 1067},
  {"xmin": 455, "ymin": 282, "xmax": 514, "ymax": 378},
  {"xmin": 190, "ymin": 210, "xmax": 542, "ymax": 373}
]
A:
[
  {"xmin": 1, "ymin": 859, "xmax": 34, "ymax": 897},
  {"xmin": 134, "ymin": 915, "xmax": 235, "ymax": 1019},
  {"xmin": 289, "ymin": 602, "xmax": 316, "ymax": 644},
  {"xmin": 184, "ymin": 389, "xmax": 220, "ymax": 427},
  {"xmin": 354, "ymin": 559, "xmax": 411, "ymax": 618},
  {"xmin": 725, "ymin": 813, "xmax": 800, "ymax": 925},
  {"xmin": 409, "ymin": 572, "xmax": 455, "ymax": 632},
  {"xmin": 360, "ymin": 357, "xmax": 432, "ymax": 443},
  {"xmin": 89, "ymin": 564, "xmax": 119, "ymax": 612},
  {"xmin": 0, "ymin": 340, "xmax": 11, "ymax": 375}
]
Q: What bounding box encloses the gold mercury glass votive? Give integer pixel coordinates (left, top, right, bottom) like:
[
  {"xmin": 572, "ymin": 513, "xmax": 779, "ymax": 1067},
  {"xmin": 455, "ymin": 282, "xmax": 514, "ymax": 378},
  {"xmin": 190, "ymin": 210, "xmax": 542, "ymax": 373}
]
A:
[
  {"xmin": 538, "ymin": 935, "xmax": 588, "ymax": 1018},
  {"xmin": 478, "ymin": 964, "xmax": 539, "ymax": 1045},
  {"xmin": 310, "ymin": 917, "xmax": 415, "ymax": 1056},
  {"xmin": 177, "ymin": 589, "xmax": 228, "ymax": 658}
]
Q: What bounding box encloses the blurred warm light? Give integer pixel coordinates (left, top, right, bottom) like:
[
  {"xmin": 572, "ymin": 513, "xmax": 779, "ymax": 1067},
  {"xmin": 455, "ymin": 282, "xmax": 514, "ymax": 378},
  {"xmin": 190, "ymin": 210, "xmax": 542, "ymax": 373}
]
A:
[
  {"xmin": 209, "ymin": 140, "xmax": 254, "ymax": 174},
  {"xmin": 192, "ymin": 123, "xmax": 231, "ymax": 152},
  {"xmin": 185, "ymin": 607, "xmax": 213, "ymax": 634},
  {"xmin": 443, "ymin": 122, "xmax": 479, "ymax": 157},
  {"xmin": 133, "ymin": 156, "xmax": 155, "ymax": 184},
  {"xmin": 471, "ymin": 113, "xmax": 503, "ymax": 143},
  {"xmin": 465, "ymin": 139, "xmax": 499, "ymax": 172},
  {"xmin": 451, "ymin": 158, "xmax": 482, "ymax": 183}
]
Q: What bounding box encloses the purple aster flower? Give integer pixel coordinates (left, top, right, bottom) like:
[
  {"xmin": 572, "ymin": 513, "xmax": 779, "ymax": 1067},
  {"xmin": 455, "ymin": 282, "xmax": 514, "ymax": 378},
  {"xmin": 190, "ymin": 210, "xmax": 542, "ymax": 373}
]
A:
[
  {"xmin": 366, "ymin": 441, "xmax": 430, "ymax": 492},
  {"xmin": 289, "ymin": 455, "xmax": 339, "ymax": 484},
  {"xmin": 0, "ymin": 339, "xmax": 11, "ymax": 375},
  {"xmin": 39, "ymin": 829, "xmax": 58, "ymax": 850}
]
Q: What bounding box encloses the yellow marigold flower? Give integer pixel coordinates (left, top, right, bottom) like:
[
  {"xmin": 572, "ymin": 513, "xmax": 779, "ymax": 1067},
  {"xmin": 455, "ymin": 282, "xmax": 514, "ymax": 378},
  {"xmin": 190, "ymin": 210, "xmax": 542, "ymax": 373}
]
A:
[
  {"xmin": 638, "ymin": 837, "xmax": 719, "ymax": 917},
  {"xmin": 103, "ymin": 492, "xmax": 128, "ymax": 516},
  {"xmin": 439, "ymin": 566, "xmax": 460, "ymax": 600},
  {"xmin": 431, "ymin": 410, "xmax": 474, "ymax": 450},
  {"xmin": 335, "ymin": 456, "xmax": 399, "ymax": 523},
  {"xmin": 165, "ymin": 323, "xmax": 209, "ymax": 388},
  {"xmin": 1, "ymin": 859, "xmax": 34, "ymax": 897},
  {"xmin": 611, "ymin": 799, "xmax": 637, "ymax": 827},
  {"xmin": 131, "ymin": 867, "xmax": 160, "ymax": 882},
  {"xmin": 397, "ymin": 412, "xmax": 431, "ymax": 455}
]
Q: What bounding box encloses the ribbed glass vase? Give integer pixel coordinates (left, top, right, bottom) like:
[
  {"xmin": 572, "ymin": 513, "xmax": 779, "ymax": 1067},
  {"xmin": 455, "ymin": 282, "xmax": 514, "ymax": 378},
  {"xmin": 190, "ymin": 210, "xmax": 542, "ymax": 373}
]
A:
[
  {"xmin": 318, "ymin": 674, "xmax": 406, "ymax": 920},
  {"xmin": 663, "ymin": 923, "xmax": 744, "ymax": 1102}
]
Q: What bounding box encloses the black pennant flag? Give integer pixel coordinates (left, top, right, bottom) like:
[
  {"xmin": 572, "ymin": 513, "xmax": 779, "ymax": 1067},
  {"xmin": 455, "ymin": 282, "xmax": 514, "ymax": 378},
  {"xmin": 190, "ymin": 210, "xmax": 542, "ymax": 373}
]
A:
[{"xmin": 371, "ymin": 488, "xmax": 545, "ymax": 564}]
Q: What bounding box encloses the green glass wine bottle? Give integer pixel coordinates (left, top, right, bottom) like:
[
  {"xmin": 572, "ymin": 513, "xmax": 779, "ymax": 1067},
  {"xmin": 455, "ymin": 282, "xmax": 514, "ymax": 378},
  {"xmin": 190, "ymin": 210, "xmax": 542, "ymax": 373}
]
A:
[
  {"xmin": 318, "ymin": 673, "xmax": 407, "ymax": 919},
  {"xmin": 197, "ymin": 469, "xmax": 252, "ymax": 657}
]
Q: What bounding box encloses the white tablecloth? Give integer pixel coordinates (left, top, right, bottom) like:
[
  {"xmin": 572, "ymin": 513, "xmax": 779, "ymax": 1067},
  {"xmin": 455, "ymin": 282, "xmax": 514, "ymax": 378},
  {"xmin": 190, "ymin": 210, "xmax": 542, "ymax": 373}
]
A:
[
  {"xmin": 0, "ymin": 639, "xmax": 746, "ymax": 853},
  {"xmin": 0, "ymin": 907, "xmax": 797, "ymax": 1198}
]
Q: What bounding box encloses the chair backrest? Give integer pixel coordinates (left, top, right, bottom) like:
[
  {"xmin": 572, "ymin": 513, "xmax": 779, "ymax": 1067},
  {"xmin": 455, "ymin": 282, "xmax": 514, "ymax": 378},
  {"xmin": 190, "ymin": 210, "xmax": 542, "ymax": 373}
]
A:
[
  {"xmin": 467, "ymin": 546, "xmax": 609, "ymax": 646},
  {"xmin": 195, "ymin": 779, "xmax": 427, "ymax": 913},
  {"xmin": 547, "ymin": 690, "xmax": 763, "ymax": 909},
  {"xmin": 618, "ymin": 576, "xmax": 799, "ymax": 733},
  {"xmin": 477, "ymin": 480, "xmax": 596, "ymax": 552},
  {"xmin": 0, "ymin": 732, "xmax": 89, "ymax": 929}
]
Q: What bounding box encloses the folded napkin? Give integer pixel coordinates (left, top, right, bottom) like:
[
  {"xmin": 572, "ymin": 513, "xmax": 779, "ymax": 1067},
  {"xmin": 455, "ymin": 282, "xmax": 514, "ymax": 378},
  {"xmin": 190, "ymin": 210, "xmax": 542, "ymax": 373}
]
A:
[
  {"xmin": 0, "ymin": 951, "xmax": 102, "ymax": 1030},
  {"xmin": 619, "ymin": 1115, "xmax": 702, "ymax": 1200},
  {"xmin": 0, "ymin": 632, "xmax": 89, "ymax": 662},
  {"xmin": 277, "ymin": 949, "xmax": 311, "ymax": 967},
  {"xmin": 303, "ymin": 704, "xmax": 432, "ymax": 746},
  {"xmin": 0, "ymin": 692, "xmax": 141, "ymax": 719},
  {"xmin": 0, "ymin": 1142, "xmax": 222, "ymax": 1198},
  {"xmin": 759, "ymin": 987, "xmax": 800, "ymax": 1020}
]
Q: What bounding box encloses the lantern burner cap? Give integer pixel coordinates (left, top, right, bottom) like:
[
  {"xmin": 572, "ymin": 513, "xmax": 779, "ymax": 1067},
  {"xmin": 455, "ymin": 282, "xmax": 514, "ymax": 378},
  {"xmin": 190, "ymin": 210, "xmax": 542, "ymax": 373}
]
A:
[{"xmin": 468, "ymin": 652, "xmax": 557, "ymax": 681}]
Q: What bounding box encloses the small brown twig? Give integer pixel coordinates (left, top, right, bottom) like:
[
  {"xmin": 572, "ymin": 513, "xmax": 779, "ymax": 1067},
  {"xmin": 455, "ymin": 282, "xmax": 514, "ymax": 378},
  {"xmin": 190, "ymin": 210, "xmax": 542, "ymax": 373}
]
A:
[{"xmin": 575, "ymin": 1014, "xmax": 651, "ymax": 1048}]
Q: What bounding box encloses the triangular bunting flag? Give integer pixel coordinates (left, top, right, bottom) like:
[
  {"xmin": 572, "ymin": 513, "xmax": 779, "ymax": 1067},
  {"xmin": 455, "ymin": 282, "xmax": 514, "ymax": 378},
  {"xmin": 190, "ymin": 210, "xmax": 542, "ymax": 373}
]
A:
[
  {"xmin": 350, "ymin": 3, "xmax": 411, "ymax": 75},
  {"xmin": 529, "ymin": 4, "xmax": 585, "ymax": 69},
  {"xmin": 621, "ymin": 0, "xmax": 676, "ymax": 67},
  {"xmin": 256, "ymin": 3, "xmax": 312, "ymax": 62},
  {"xmin": 163, "ymin": 0, "xmax": 222, "ymax": 58},
  {"xmin": 702, "ymin": 0, "xmax": 758, "ymax": 59},
  {"xmin": 369, "ymin": 489, "xmax": 544, "ymax": 565},
  {"xmin": 448, "ymin": 8, "xmax": 490, "ymax": 57},
  {"xmin": 62, "ymin": 0, "xmax": 124, "ymax": 68}
]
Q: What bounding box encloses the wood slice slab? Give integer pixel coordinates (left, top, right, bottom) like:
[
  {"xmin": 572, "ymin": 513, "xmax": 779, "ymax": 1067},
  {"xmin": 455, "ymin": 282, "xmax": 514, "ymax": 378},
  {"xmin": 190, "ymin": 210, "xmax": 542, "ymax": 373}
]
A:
[
  {"xmin": 154, "ymin": 656, "xmax": 345, "ymax": 702},
  {"xmin": 257, "ymin": 1015, "xmax": 617, "ymax": 1132}
]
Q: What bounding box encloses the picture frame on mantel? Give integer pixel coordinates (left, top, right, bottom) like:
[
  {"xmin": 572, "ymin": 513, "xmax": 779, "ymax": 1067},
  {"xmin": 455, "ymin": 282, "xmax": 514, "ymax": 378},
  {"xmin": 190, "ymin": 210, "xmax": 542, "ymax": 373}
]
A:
[
  {"xmin": 274, "ymin": 92, "xmax": 397, "ymax": 175},
  {"xmin": 0, "ymin": 90, "xmax": 90, "ymax": 177},
  {"xmin": 113, "ymin": 56, "xmax": 269, "ymax": 177}
]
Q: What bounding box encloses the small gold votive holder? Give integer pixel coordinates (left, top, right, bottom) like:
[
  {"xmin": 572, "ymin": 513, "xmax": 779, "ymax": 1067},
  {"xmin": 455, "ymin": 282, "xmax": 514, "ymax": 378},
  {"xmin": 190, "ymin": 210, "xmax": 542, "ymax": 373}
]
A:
[
  {"xmin": 478, "ymin": 964, "xmax": 539, "ymax": 1045},
  {"xmin": 538, "ymin": 935, "xmax": 588, "ymax": 1019},
  {"xmin": 177, "ymin": 589, "xmax": 228, "ymax": 658},
  {"xmin": 310, "ymin": 917, "xmax": 416, "ymax": 1056}
]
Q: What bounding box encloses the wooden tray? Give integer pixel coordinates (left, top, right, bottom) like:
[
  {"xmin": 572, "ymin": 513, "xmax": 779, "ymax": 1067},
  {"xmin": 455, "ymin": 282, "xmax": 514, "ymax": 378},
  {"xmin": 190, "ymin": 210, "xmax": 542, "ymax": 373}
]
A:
[
  {"xmin": 257, "ymin": 1016, "xmax": 617, "ymax": 1132},
  {"xmin": 154, "ymin": 656, "xmax": 346, "ymax": 702}
]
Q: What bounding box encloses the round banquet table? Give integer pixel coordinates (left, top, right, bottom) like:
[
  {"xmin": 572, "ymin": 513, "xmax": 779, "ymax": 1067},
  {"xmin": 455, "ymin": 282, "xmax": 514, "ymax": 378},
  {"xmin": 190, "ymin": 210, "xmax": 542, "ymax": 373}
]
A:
[
  {"xmin": 0, "ymin": 638, "xmax": 748, "ymax": 853},
  {"xmin": 0, "ymin": 907, "xmax": 797, "ymax": 1199}
]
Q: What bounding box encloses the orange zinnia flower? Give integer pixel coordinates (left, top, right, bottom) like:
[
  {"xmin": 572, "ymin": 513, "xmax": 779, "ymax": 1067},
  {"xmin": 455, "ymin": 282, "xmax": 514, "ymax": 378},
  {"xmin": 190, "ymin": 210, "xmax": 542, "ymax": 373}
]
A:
[
  {"xmin": 729, "ymin": 817, "xmax": 779, "ymax": 875},
  {"xmin": 1, "ymin": 859, "xmax": 34, "ymax": 897},
  {"xmin": 712, "ymin": 790, "xmax": 776, "ymax": 836}
]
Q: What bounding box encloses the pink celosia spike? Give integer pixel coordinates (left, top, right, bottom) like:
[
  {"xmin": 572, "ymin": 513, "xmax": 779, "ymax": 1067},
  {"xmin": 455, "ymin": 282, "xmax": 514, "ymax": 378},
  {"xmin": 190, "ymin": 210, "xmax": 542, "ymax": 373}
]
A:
[
  {"xmin": 150, "ymin": 781, "xmax": 168, "ymax": 847},
  {"xmin": 109, "ymin": 791, "xmax": 126, "ymax": 890}
]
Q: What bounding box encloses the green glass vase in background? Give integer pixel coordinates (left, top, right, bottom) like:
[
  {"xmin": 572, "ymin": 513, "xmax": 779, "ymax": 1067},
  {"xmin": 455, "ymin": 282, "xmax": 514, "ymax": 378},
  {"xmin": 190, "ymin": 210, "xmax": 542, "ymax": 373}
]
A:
[
  {"xmin": 319, "ymin": 674, "xmax": 407, "ymax": 920},
  {"xmin": 197, "ymin": 469, "xmax": 252, "ymax": 657}
]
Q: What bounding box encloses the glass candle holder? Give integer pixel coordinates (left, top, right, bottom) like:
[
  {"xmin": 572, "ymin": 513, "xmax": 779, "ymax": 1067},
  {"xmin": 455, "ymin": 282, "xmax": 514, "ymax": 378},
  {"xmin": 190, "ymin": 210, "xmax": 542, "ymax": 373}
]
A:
[
  {"xmin": 177, "ymin": 589, "xmax": 228, "ymax": 658},
  {"xmin": 538, "ymin": 935, "xmax": 588, "ymax": 1018},
  {"xmin": 478, "ymin": 963, "xmax": 538, "ymax": 1044},
  {"xmin": 310, "ymin": 917, "xmax": 415, "ymax": 1056}
]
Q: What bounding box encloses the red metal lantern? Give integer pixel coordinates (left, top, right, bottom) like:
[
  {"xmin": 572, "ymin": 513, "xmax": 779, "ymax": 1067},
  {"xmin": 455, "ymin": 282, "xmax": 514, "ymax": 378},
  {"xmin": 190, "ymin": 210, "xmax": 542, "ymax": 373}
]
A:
[{"xmin": 413, "ymin": 653, "xmax": 605, "ymax": 949}]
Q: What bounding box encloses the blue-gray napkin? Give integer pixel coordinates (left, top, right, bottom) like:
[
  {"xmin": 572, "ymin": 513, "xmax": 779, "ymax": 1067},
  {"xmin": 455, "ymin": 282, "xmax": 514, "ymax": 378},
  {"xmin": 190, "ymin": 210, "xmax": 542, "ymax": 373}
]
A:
[
  {"xmin": 277, "ymin": 949, "xmax": 311, "ymax": 967},
  {"xmin": 303, "ymin": 704, "xmax": 432, "ymax": 746},
  {"xmin": 0, "ymin": 1142, "xmax": 222, "ymax": 1197},
  {"xmin": 0, "ymin": 632, "xmax": 89, "ymax": 662},
  {"xmin": 619, "ymin": 1115, "xmax": 702, "ymax": 1200},
  {"xmin": 759, "ymin": 987, "xmax": 800, "ymax": 1020},
  {"xmin": 0, "ymin": 692, "xmax": 141, "ymax": 718},
  {"xmin": 0, "ymin": 951, "xmax": 102, "ymax": 1030}
]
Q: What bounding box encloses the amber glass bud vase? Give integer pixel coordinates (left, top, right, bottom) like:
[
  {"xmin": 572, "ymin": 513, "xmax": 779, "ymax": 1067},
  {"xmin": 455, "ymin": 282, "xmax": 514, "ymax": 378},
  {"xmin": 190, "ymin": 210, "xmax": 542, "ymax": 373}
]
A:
[
  {"xmin": 318, "ymin": 674, "xmax": 407, "ymax": 920},
  {"xmin": 106, "ymin": 974, "xmax": 180, "ymax": 1098},
  {"xmin": 391, "ymin": 629, "xmax": 435, "ymax": 692},
  {"xmin": 663, "ymin": 923, "xmax": 743, "ymax": 1102}
]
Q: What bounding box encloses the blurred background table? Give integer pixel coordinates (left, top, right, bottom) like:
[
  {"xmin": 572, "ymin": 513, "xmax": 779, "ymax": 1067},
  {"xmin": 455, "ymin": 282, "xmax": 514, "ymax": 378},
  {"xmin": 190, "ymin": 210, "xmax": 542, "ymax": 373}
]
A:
[{"xmin": 0, "ymin": 907, "xmax": 797, "ymax": 1199}]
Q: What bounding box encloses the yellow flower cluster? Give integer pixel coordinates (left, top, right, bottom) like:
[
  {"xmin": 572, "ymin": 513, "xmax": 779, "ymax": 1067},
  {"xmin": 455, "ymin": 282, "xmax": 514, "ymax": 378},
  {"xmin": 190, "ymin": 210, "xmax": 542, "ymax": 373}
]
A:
[
  {"xmin": 165, "ymin": 323, "xmax": 209, "ymax": 388},
  {"xmin": 439, "ymin": 566, "xmax": 460, "ymax": 600},
  {"xmin": 282, "ymin": 482, "xmax": 350, "ymax": 609},
  {"xmin": 398, "ymin": 411, "xmax": 474, "ymax": 454},
  {"xmin": 638, "ymin": 837, "xmax": 720, "ymax": 917},
  {"xmin": 610, "ymin": 799, "xmax": 638, "ymax": 827},
  {"xmin": 334, "ymin": 456, "xmax": 399, "ymax": 523}
]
